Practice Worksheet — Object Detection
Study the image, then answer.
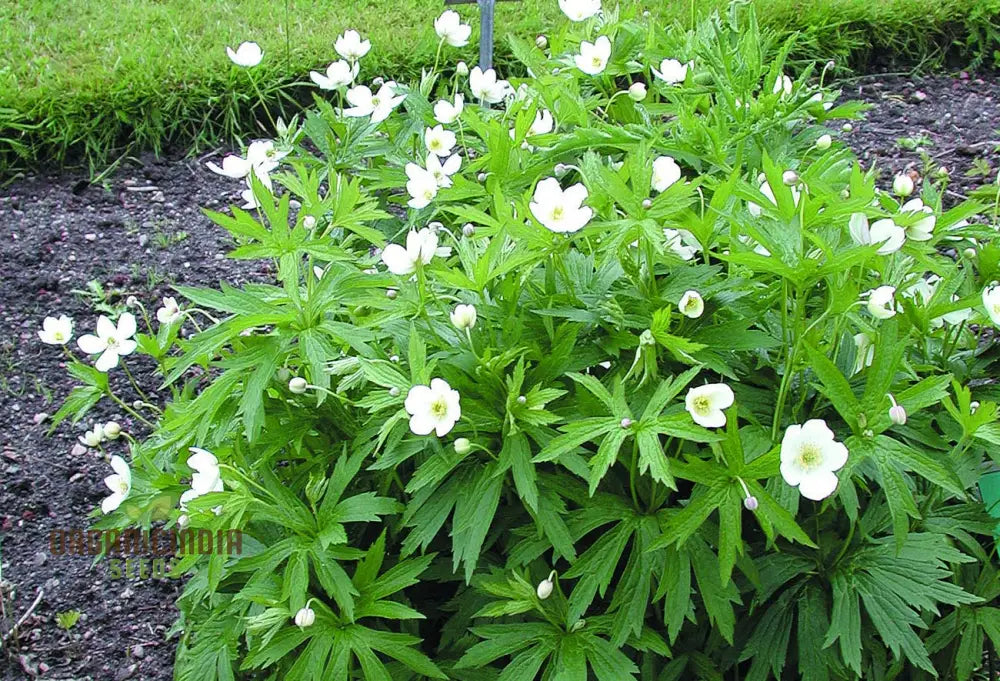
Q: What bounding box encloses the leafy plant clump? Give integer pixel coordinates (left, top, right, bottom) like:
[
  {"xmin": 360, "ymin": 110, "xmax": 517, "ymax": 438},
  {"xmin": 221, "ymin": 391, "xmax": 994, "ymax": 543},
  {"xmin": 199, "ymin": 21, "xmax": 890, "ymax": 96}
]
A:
[{"xmin": 43, "ymin": 2, "xmax": 1000, "ymax": 679}]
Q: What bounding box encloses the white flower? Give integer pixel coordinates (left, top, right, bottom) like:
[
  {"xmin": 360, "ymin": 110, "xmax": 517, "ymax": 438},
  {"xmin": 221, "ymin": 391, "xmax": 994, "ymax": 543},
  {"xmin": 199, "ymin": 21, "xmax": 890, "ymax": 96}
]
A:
[
  {"xmin": 294, "ymin": 607, "xmax": 316, "ymax": 627},
  {"xmin": 343, "ymin": 82, "xmax": 406, "ymax": 123},
  {"xmin": 404, "ymin": 163, "xmax": 439, "ymax": 209},
  {"xmin": 434, "ymin": 10, "xmax": 472, "ymax": 47},
  {"xmin": 425, "ymin": 153, "xmax": 461, "ymax": 188},
  {"xmin": 101, "ymin": 455, "xmax": 132, "ymax": 514},
  {"xmin": 405, "ymin": 378, "xmax": 461, "ymax": 437},
  {"xmin": 433, "ymin": 94, "xmax": 464, "ymax": 124},
  {"xmin": 575, "ymin": 36, "xmax": 611, "ymax": 75},
  {"xmin": 864, "ymin": 285, "xmax": 897, "ymax": 319},
  {"xmin": 559, "ymin": 0, "xmax": 601, "ymax": 21},
  {"xmin": 628, "ymin": 82, "xmax": 647, "ymax": 101},
  {"xmin": 226, "ymin": 42, "xmax": 262, "ymax": 67},
  {"xmin": 848, "ymin": 213, "xmax": 905, "ymax": 255},
  {"xmin": 899, "ymin": 198, "xmax": 935, "ymax": 241},
  {"xmin": 779, "ymin": 419, "xmax": 848, "ymax": 501},
  {"xmin": 663, "ymin": 228, "xmax": 700, "ymax": 261},
  {"xmin": 38, "ymin": 315, "xmax": 73, "ymax": 345},
  {"xmin": 156, "ymin": 296, "xmax": 182, "ymax": 325},
  {"xmin": 80, "ymin": 424, "xmax": 104, "ymax": 448},
  {"xmin": 679, "ymin": 290, "xmax": 704, "ymax": 318},
  {"xmin": 651, "ymin": 156, "xmax": 682, "ymax": 192},
  {"xmin": 748, "ymin": 180, "xmax": 800, "ymax": 217},
  {"xmin": 892, "ymin": 173, "xmax": 915, "ymax": 197},
  {"xmin": 180, "ymin": 447, "xmax": 224, "ymax": 510},
  {"xmin": 852, "ymin": 332, "xmax": 875, "ymax": 375},
  {"xmin": 335, "ymin": 30, "xmax": 371, "ymax": 61},
  {"xmin": 77, "ymin": 313, "xmax": 137, "ymax": 372},
  {"xmin": 529, "ymin": 178, "xmax": 593, "ymax": 234},
  {"xmin": 240, "ymin": 170, "xmax": 273, "ymax": 210},
  {"xmin": 772, "ymin": 73, "xmax": 793, "ymax": 96},
  {"xmin": 206, "ymin": 140, "xmax": 283, "ymax": 180},
  {"xmin": 451, "ymin": 304, "xmax": 477, "ymax": 330},
  {"xmin": 984, "ymin": 284, "xmax": 1000, "ymax": 326},
  {"xmin": 310, "ymin": 60, "xmax": 358, "ymax": 90},
  {"xmin": 469, "ymin": 67, "xmax": 511, "ymax": 104},
  {"xmin": 381, "ymin": 228, "xmax": 440, "ymax": 275},
  {"xmin": 529, "ymin": 109, "xmax": 554, "ymax": 136},
  {"xmin": 685, "ymin": 383, "xmax": 735, "ymax": 428},
  {"xmin": 652, "ymin": 59, "xmax": 688, "ymax": 84},
  {"xmin": 425, "ymin": 125, "xmax": 456, "ymax": 157}
]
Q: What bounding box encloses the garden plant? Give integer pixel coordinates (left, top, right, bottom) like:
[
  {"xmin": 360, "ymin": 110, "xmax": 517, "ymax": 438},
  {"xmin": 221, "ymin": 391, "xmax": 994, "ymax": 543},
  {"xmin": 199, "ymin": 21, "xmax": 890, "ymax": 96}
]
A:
[{"xmin": 37, "ymin": 1, "xmax": 1000, "ymax": 679}]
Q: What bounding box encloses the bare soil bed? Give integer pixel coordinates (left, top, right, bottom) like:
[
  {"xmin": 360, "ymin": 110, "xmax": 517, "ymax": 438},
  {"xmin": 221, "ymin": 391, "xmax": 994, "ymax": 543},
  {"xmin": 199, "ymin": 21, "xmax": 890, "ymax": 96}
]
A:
[{"xmin": 1, "ymin": 72, "xmax": 998, "ymax": 680}]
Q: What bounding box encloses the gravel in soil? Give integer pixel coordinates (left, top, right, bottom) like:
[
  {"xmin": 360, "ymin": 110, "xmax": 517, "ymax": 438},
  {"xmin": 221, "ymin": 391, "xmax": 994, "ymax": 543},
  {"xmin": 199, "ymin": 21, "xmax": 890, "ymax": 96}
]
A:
[{"xmin": 1, "ymin": 73, "xmax": 998, "ymax": 680}]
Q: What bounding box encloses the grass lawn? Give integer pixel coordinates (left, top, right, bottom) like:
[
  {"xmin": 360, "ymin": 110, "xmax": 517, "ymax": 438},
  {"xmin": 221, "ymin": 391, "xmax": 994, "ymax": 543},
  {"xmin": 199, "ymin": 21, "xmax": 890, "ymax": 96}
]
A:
[{"xmin": 1, "ymin": 0, "xmax": 999, "ymax": 171}]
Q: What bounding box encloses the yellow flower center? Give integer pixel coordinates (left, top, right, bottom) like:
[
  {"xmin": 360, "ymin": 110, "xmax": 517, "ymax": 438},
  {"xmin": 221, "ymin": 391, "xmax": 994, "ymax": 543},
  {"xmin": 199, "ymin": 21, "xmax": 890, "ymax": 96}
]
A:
[
  {"xmin": 551, "ymin": 206, "xmax": 564, "ymax": 220},
  {"xmin": 796, "ymin": 444, "xmax": 823, "ymax": 471},
  {"xmin": 693, "ymin": 396, "xmax": 711, "ymax": 414},
  {"xmin": 430, "ymin": 397, "xmax": 449, "ymax": 419},
  {"xmin": 117, "ymin": 480, "xmax": 129, "ymax": 494}
]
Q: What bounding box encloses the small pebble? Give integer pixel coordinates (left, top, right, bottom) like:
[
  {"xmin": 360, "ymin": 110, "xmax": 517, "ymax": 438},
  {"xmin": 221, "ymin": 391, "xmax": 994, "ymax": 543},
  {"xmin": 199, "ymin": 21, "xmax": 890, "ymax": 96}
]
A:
[
  {"xmin": 84, "ymin": 233, "xmax": 97, "ymax": 242},
  {"xmin": 32, "ymin": 412, "xmax": 48, "ymax": 424}
]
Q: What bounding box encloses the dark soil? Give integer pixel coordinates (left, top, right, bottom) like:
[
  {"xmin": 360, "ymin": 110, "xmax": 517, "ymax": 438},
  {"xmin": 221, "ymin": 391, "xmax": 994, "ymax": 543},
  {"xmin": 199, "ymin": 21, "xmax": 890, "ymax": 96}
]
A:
[
  {"xmin": 1, "ymin": 72, "xmax": 998, "ymax": 680},
  {"xmin": 844, "ymin": 73, "xmax": 1000, "ymax": 202}
]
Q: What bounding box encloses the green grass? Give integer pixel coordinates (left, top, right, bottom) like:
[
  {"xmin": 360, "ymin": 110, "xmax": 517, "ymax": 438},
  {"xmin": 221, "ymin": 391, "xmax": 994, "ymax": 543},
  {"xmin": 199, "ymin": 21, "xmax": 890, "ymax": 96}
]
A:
[{"xmin": 1, "ymin": 0, "xmax": 999, "ymax": 173}]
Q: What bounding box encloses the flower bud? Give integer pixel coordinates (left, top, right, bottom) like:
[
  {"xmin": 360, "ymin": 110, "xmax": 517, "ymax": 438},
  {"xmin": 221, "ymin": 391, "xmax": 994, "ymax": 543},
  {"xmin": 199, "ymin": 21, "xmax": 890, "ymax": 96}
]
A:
[
  {"xmin": 782, "ymin": 170, "xmax": 799, "ymax": 186},
  {"xmin": 450, "ymin": 304, "xmax": 477, "ymax": 330},
  {"xmin": 456, "ymin": 61, "xmax": 469, "ymax": 76},
  {"xmin": 840, "ymin": 189, "xmax": 850, "ymax": 200},
  {"xmin": 517, "ymin": 395, "xmax": 527, "ymax": 405},
  {"xmin": 462, "ymin": 223, "xmax": 475, "ymax": 237},
  {"xmin": 386, "ymin": 288, "xmax": 397, "ymax": 299},
  {"xmin": 389, "ymin": 387, "xmax": 400, "ymax": 397},
  {"xmin": 889, "ymin": 405, "xmax": 907, "ymax": 425},
  {"xmin": 103, "ymin": 421, "xmax": 122, "ymax": 439},
  {"xmin": 743, "ymin": 495, "xmax": 759, "ymax": 511},
  {"xmin": 126, "ymin": 296, "xmax": 139, "ymax": 308},
  {"xmin": 963, "ymin": 247, "xmax": 977, "ymax": 259},
  {"xmin": 892, "ymin": 173, "xmax": 914, "ymax": 197},
  {"xmin": 302, "ymin": 215, "xmax": 316, "ymax": 229},
  {"xmin": 571, "ymin": 619, "xmax": 586, "ymax": 632},
  {"xmin": 390, "ymin": 355, "xmax": 399, "ymax": 362},
  {"xmin": 842, "ymin": 123, "xmax": 853, "ymax": 132},
  {"xmin": 132, "ymin": 400, "xmax": 144, "ymax": 409},
  {"xmin": 971, "ymin": 401, "xmax": 980, "ymax": 413},
  {"xmin": 276, "ymin": 367, "xmax": 291, "ymax": 383},
  {"xmin": 641, "ymin": 198, "xmax": 652, "ymax": 209},
  {"xmin": 372, "ymin": 76, "xmax": 384, "ymax": 87},
  {"xmin": 536, "ymin": 571, "xmax": 556, "ymax": 599},
  {"xmin": 294, "ymin": 607, "xmax": 316, "ymax": 627},
  {"xmin": 535, "ymin": 35, "xmax": 548, "ymax": 49},
  {"xmin": 454, "ymin": 437, "xmax": 472, "ymax": 455},
  {"xmin": 477, "ymin": 172, "xmax": 487, "ymax": 182},
  {"xmin": 620, "ymin": 418, "xmax": 632, "ymax": 429},
  {"xmin": 288, "ymin": 377, "xmax": 309, "ymax": 394},
  {"xmin": 815, "ymin": 134, "xmax": 832, "ymax": 150},
  {"xmin": 628, "ymin": 82, "xmax": 647, "ymax": 102},
  {"xmin": 177, "ymin": 513, "xmax": 189, "ymax": 529}
]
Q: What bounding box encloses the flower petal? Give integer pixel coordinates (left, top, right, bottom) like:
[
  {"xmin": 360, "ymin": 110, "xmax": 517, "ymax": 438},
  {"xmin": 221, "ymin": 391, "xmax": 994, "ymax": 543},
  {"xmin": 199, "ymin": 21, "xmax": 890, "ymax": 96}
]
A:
[{"xmin": 797, "ymin": 471, "xmax": 839, "ymax": 501}]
